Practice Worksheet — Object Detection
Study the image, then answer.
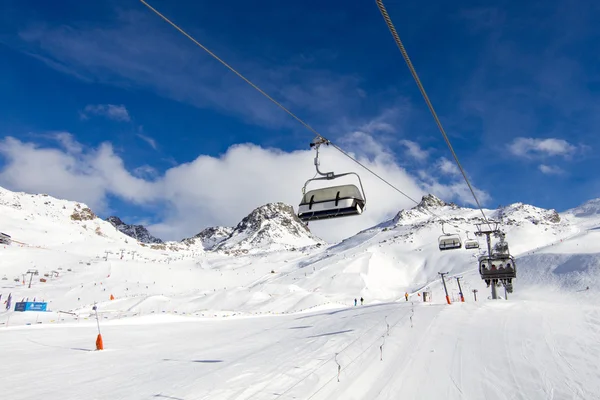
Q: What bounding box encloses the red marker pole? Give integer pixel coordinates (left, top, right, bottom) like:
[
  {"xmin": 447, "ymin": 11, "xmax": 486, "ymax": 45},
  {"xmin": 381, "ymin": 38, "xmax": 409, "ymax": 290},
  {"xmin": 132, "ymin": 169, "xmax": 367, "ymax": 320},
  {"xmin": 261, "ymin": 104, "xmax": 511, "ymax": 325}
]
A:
[
  {"xmin": 456, "ymin": 276, "xmax": 465, "ymax": 302},
  {"xmin": 93, "ymin": 304, "xmax": 103, "ymax": 350}
]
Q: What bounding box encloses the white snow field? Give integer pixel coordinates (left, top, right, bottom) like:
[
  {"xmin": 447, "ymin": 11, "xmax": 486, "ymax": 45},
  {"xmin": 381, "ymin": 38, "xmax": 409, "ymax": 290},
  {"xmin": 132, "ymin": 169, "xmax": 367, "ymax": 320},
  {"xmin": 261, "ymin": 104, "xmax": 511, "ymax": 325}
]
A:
[{"xmin": 1, "ymin": 187, "xmax": 600, "ymax": 399}]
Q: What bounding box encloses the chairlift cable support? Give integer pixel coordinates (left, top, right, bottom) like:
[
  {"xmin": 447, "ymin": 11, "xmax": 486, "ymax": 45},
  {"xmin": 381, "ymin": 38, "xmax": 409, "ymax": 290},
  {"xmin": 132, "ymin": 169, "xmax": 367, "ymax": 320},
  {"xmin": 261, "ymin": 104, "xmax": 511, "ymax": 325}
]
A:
[{"xmin": 139, "ymin": 0, "xmax": 472, "ymax": 233}]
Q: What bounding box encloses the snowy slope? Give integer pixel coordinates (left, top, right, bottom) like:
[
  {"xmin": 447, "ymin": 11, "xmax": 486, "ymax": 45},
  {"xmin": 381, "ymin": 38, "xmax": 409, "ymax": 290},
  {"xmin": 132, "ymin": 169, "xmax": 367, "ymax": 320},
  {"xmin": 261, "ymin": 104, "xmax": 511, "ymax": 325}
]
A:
[
  {"xmin": 1, "ymin": 284, "xmax": 598, "ymax": 400},
  {"xmin": 0, "ymin": 186, "xmax": 133, "ymax": 251},
  {"xmin": 501, "ymin": 197, "xmax": 600, "ymax": 290}
]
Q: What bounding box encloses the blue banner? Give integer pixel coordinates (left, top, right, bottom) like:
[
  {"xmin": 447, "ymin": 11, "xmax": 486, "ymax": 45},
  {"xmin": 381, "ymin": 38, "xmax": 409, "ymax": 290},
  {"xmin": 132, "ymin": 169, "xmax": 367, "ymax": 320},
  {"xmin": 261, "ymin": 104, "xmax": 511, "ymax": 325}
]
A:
[{"xmin": 14, "ymin": 302, "xmax": 47, "ymax": 312}]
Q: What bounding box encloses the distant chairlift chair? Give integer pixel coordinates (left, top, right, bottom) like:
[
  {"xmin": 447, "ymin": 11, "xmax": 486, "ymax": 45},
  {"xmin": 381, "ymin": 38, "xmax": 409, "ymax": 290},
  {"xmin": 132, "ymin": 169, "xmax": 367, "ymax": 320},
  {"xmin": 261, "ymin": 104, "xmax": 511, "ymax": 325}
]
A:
[
  {"xmin": 464, "ymin": 232, "xmax": 479, "ymax": 249},
  {"xmin": 297, "ymin": 137, "xmax": 366, "ymax": 222},
  {"xmin": 438, "ymin": 223, "xmax": 462, "ymax": 251}
]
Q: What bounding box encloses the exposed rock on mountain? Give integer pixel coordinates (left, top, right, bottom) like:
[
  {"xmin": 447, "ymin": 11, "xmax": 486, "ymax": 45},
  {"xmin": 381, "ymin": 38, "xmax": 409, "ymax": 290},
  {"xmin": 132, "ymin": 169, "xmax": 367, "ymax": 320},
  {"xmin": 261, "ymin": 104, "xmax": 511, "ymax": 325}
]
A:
[
  {"xmin": 106, "ymin": 216, "xmax": 163, "ymax": 244},
  {"xmin": 182, "ymin": 226, "xmax": 234, "ymax": 250}
]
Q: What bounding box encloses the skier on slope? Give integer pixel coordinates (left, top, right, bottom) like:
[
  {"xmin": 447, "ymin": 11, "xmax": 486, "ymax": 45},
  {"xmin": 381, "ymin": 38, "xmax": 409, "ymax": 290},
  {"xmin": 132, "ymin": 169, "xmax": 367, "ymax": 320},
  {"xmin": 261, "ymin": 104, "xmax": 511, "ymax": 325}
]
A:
[
  {"xmin": 360, "ymin": 297, "xmax": 364, "ymax": 305},
  {"xmin": 405, "ymin": 292, "xmax": 409, "ymax": 301},
  {"xmin": 354, "ymin": 298, "xmax": 357, "ymax": 306}
]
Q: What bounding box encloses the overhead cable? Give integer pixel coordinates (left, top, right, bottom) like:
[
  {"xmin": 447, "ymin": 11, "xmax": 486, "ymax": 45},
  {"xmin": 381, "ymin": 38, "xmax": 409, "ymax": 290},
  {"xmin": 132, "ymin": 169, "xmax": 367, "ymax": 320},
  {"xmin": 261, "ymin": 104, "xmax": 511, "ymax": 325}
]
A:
[
  {"xmin": 374, "ymin": 0, "xmax": 492, "ymax": 230},
  {"xmin": 139, "ymin": 0, "xmax": 475, "ymax": 232}
]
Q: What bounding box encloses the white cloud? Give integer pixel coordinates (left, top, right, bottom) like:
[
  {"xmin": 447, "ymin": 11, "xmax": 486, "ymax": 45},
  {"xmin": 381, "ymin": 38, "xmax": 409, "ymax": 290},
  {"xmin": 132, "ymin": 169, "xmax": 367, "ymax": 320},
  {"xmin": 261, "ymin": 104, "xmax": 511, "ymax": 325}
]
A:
[
  {"xmin": 133, "ymin": 165, "xmax": 158, "ymax": 178},
  {"xmin": 538, "ymin": 164, "xmax": 565, "ymax": 175},
  {"xmin": 399, "ymin": 140, "xmax": 429, "ymax": 161},
  {"xmin": 53, "ymin": 132, "xmax": 83, "ymax": 154},
  {"xmin": 81, "ymin": 104, "xmax": 131, "ymax": 122},
  {"xmin": 136, "ymin": 133, "xmax": 157, "ymax": 150},
  {"xmin": 418, "ymin": 163, "xmax": 490, "ymax": 208},
  {"xmin": 0, "ymin": 136, "xmax": 157, "ymax": 213},
  {"xmin": 0, "ymin": 135, "xmax": 490, "ymax": 243},
  {"xmin": 338, "ymin": 131, "xmax": 395, "ymax": 165},
  {"xmin": 436, "ymin": 157, "xmax": 460, "ymax": 176},
  {"xmin": 508, "ymin": 137, "xmax": 577, "ymax": 158}
]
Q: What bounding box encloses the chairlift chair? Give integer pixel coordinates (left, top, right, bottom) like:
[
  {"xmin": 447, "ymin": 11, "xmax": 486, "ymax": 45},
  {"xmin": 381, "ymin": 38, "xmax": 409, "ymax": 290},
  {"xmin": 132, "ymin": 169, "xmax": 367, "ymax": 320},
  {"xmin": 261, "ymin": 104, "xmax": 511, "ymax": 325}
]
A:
[
  {"xmin": 465, "ymin": 240, "xmax": 479, "ymax": 249},
  {"xmin": 297, "ymin": 137, "xmax": 367, "ymax": 222},
  {"xmin": 464, "ymin": 232, "xmax": 479, "ymax": 249},
  {"xmin": 438, "ymin": 223, "xmax": 462, "ymax": 251},
  {"xmin": 478, "ymin": 254, "xmax": 516, "ymax": 291}
]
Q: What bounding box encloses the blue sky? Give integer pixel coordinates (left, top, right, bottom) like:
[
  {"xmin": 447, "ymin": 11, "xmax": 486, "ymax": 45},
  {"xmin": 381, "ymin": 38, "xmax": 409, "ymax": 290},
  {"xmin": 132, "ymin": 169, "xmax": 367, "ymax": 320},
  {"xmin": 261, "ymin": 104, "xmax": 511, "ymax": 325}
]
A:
[{"xmin": 0, "ymin": 0, "xmax": 599, "ymax": 242}]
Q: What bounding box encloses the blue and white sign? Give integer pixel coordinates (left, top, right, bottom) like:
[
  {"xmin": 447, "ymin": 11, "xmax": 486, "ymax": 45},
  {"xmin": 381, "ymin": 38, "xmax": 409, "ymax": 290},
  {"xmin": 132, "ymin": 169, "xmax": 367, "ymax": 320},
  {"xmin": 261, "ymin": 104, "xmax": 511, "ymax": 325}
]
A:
[{"xmin": 14, "ymin": 302, "xmax": 48, "ymax": 312}]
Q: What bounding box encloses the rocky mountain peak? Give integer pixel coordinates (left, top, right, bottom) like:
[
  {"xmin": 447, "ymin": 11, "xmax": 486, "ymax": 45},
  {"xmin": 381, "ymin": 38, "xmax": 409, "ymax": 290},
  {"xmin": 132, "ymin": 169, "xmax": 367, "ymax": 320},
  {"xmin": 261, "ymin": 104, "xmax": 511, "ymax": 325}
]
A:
[
  {"xmin": 182, "ymin": 226, "xmax": 233, "ymax": 250},
  {"xmin": 213, "ymin": 202, "xmax": 323, "ymax": 254},
  {"xmin": 105, "ymin": 216, "xmax": 163, "ymax": 244},
  {"xmin": 234, "ymin": 202, "xmax": 310, "ymax": 235},
  {"xmin": 416, "ymin": 194, "xmax": 448, "ymax": 209},
  {"xmin": 106, "ymin": 216, "xmax": 125, "ymax": 226}
]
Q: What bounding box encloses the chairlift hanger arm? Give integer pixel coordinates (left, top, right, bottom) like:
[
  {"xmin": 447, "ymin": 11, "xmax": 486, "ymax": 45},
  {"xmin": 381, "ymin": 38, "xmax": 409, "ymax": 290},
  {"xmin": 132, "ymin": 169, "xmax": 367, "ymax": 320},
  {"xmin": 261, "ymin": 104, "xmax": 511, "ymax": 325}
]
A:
[{"xmin": 313, "ymin": 144, "xmax": 335, "ymax": 179}]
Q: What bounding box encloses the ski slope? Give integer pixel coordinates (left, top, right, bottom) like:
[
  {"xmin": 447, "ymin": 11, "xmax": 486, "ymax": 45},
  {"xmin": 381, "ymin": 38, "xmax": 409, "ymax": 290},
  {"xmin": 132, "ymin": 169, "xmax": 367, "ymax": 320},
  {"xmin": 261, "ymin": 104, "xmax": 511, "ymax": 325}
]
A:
[
  {"xmin": 2, "ymin": 287, "xmax": 599, "ymax": 400},
  {"xmin": 1, "ymin": 187, "xmax": 600, "ymax": 399}
]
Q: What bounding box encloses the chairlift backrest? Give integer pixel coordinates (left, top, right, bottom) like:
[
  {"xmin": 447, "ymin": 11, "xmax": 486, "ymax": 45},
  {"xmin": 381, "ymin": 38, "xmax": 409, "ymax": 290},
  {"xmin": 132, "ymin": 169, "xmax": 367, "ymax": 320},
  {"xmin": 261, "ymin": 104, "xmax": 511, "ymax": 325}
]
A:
[
  {"xmin": 301, "ymin": 184, "xmax": 364, "ymax": 204},
  {"xmin": 465, "ymin": 240, "xmax": 479, "ymax": 249},
  {"xmin": 478, "ymin": 254, "xmax": 516, "ymax": 279}
]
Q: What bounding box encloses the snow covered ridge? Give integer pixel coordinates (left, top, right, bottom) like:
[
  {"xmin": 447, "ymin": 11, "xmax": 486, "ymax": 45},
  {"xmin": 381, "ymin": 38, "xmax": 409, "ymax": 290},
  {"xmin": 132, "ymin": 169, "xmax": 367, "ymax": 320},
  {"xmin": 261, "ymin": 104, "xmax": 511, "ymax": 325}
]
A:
[
  {"xmin": 494, "ymin": 202, "xmax": 561, "ymax": 226},
  {"xmin": 564, "ymin": 198, "xmax": 600, "ymax": 218},
  {"xmin": 387, "ymin": 194, "xmax": 563, "ymax": 228},
  {"xmin": 105, "ymin": 216, "xmax": 163, "ymax": 244},
  {"xmin": 181, "ymin": 226, "xmax": 233, "ymax": 250},
  {"xmin": 0, "ymin": 186, "xmax": 323, "ymax": 254}
]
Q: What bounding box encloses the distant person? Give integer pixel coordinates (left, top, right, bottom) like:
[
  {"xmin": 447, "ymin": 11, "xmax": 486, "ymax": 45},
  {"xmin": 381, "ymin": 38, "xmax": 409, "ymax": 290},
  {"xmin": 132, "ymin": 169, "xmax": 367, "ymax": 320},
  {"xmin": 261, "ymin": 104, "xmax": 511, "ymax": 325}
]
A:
[
  {"xmin": 354, "ymin": 298, "xmax": 357, "ymax": 306},
  {"xmin": 360, "ymin": 297, "xmax": 364, "ymax": 305},
  {"xmin": 405, "ymin": 292, "xmax": 409, "ymax": 301}
]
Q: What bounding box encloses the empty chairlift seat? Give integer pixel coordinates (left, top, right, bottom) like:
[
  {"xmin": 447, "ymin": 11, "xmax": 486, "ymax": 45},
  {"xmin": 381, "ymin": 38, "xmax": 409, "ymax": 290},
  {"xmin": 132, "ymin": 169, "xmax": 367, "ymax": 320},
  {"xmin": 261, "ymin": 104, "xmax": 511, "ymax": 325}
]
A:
[
  {"xmin": 298, "ymin": 184, "xmax": 365, "ymax": 222},
  {"xmin": 438, "ymin": 234, "xmax": 462, "ymax": 251},
  {"xmin": 464, "ymin": 239, "xmax": 479, "ymax": 249}
]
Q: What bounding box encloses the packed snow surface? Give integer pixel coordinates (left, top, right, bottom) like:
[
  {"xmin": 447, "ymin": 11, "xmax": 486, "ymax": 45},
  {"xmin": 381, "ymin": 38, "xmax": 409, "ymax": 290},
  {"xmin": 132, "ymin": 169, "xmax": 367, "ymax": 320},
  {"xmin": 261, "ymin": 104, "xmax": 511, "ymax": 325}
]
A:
[{"xmin": 1, "ymin": 187, "xmax": 599, "ymax": 399}]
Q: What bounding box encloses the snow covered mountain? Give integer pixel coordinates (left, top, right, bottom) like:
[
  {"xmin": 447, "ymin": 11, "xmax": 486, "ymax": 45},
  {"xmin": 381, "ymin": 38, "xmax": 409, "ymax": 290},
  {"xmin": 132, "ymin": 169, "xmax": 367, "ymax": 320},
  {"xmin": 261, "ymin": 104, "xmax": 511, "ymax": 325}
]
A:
[
  {"xmin": 211, "ymin": 202, "xmax": 324, "ymax": 255},
  {"xmin": 180, "ymin": 203, "xmax": 324, "ymax": 254},
  {"xmin": 181, "ymin": 226, "xmax": 234, "ymax": 250},
  {"xmin": 0, "ymin": 185, "xmax": 596, "ymax": 317},
  {"xmin": 105, "ymin": 216, "xmax": 164, "ymax": 244},
  {"xmin": 0, "ymin": 186, "xmax": 133, "ymax": 251},
  {"xmin": 565, "ymin": 198, "xmax": 600, "ymax": 217}
]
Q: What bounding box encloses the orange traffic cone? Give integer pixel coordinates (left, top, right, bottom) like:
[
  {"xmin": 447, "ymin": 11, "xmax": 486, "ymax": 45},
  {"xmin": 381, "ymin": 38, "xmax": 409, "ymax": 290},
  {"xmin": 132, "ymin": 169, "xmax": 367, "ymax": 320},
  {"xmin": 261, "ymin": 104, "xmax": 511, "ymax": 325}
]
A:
[{"xmin": 96, "ymin": 334, "xmax": 104, "ymax": 350}]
